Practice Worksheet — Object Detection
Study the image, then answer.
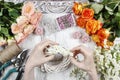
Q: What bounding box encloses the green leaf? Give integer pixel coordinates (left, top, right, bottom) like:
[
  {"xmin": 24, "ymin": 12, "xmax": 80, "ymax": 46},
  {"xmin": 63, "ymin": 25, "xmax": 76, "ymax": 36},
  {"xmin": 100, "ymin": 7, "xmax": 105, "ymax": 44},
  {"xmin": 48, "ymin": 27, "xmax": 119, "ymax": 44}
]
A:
[
  {"xmin": 107, "ymin": 1, "xmax": 120, "ymax": 10},
  {"xmin": 105, "ymin": 5, "xmax": 113, "ymax": 12},
  {"xmin": 108, "ymin": 34, "xmax": 115, "ymax": 42},
  {"xmin": 103, "ymin": 11, "xmax": 110, "ymax": 19},
  {"xmin": 118, "ymin": 21, "xmax": 120, "ymax": 29},
  {"xmin": 108, "ymin": 11, "xmax": 114, "ymax": 15},
  {"xmin": 119, "ymin": 5, "xmax": 120, "ymax": 11},
  {"xmin": 115, "ymin": 12, "xmax": 120, "ymax": 21},
  {"xmin": 115, "ymin": 29, "xmax": 120, "ymax": 37},
  {"xmin": 0, "ymin": 8, "xmax": 3, "ymax": 16},
  {"xmin": 98, "ymin": 14, "xmax": 104, "ymax": 23},
  {"xmin": 8, "ymin": 9, "xmax": 19, "ymax": 18},
  {"xmin": 0, "ymin": 25, "xmax": 1, "ymax": 31},
  {"xmin": 1, "ymin": 27, "xmax": 9, "ymax": 37},
  {"xmin": 91, "ymin": 3, "xmax": 104, "ymax": 14}
]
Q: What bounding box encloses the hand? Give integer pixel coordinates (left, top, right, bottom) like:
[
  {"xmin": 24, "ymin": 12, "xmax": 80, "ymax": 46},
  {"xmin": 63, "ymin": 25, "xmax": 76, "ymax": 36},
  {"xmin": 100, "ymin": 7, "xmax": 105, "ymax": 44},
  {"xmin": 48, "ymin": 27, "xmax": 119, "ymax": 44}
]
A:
[
  {"xmin": 26, "ymin": 39, "xmax": 58, "ymax": 69},
  {"xmin": 70, "ymin": 45, "xmax": 98, "ymax": 80}
]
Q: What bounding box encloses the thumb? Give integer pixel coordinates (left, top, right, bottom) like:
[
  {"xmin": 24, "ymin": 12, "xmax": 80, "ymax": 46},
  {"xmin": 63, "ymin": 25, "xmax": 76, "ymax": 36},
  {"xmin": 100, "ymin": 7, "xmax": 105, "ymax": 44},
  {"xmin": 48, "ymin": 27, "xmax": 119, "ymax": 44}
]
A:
[
  {"xmin": 45, "ymin": 55, "xmax": 55, "ymax": 62},
  {"xmin": 70, "ymin": 57, "xmax": 84, "ymax": 69}
]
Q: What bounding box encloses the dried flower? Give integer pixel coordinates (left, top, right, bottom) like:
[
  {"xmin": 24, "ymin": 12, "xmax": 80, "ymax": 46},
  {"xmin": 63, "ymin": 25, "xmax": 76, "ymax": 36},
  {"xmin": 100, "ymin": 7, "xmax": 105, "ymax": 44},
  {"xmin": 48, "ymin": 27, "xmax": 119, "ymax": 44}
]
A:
[{"xmin": 72, "ymin": 31, "xmax": 82, "ymax": 39}]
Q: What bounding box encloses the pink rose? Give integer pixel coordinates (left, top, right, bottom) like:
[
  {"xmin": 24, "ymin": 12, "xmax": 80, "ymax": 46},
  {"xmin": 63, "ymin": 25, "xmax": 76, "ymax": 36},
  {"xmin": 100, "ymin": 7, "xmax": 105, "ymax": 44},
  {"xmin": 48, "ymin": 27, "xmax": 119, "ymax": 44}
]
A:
[
  {"xmin": 34, "ymin": 27, "xmax": 44, "ymax": 35},
  {"xmin": 22, "ymin": 2, "xmax": 35, "ymax": 18},
  {"xmin": 11, "ymin": 23, "xmax": 22, "ymax": 34},
  {"xmin": 72, "ymin": 31, "xmax": 82, "ymax": 39},
  {"xmin": 81, "ymin": 34, "xmax": 91, "ymax": 43},
  {"xmin": 30, "ymin": 12, "xmax": 42, "ymax": 25},
  {"xmin": 23, "ymin": 25, "xmax": 35, "ymax": 35}
]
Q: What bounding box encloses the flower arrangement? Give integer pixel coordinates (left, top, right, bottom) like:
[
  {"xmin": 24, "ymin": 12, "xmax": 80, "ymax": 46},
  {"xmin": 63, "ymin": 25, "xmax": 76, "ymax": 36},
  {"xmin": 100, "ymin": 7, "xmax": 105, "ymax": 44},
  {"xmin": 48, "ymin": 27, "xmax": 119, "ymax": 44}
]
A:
[
  {"xmin": 95, "ymin": 44, "xmax": 120, "ymax": 80},
  {"xmin": 11, "ymin": 2, "xmax": 42, "ymax": 43},
  {"xmin": 72, "ymin": 2, "xmax": 115, "ymax": 47},
  {"xmin": 0, "ymin": 0, "xmax": 23, "ymax": 46},
  {"xmin": 71, "ymin": 44, "xmax": 120, "ymax": 80}
]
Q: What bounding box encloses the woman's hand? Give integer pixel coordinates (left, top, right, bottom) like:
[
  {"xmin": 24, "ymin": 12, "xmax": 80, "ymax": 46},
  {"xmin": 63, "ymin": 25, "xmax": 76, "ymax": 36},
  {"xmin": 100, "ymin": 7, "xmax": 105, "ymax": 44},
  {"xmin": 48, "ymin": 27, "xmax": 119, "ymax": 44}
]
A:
[
  {"xmin": 26, "ymin": 39, "xmax": 58, "ymax": 68},
  {"xmin": 70, "ymin": 45, "xmax": 98, "ymax": 80},
  {"xmin": 24, "ymin": 40, "xmax": 58, "ymax": 80}
]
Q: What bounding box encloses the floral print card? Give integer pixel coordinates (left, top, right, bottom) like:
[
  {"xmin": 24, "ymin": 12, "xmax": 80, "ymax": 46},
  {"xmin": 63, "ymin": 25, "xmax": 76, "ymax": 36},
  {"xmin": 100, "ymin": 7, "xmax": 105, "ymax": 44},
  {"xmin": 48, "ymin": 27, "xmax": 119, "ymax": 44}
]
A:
[{"xmin": 56, "ymin": 14, "xmax": 76, "ymax": 30}]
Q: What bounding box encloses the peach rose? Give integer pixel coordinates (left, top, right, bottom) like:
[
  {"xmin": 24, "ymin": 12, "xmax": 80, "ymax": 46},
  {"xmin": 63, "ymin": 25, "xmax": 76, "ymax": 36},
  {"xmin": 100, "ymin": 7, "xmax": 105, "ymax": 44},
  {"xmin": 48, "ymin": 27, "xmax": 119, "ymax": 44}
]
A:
[
  {"xmin": 11, "ymin": 23, "xmax": 22, "ymax": 34},
  {"xmin": 86, "ymin": 20, "xmax": 102, "ymax": 34},
  {"xmin": 22, "ymin": 2, "xmax": 35, "ymax": 18},
  {"xmin": 23, "ymin": 25, "xmax": 35, "ymax": 35},
  {"xmin": 30, "ymin": 12, "xmax": 42, "ymax": 25},
  {"xmin": 76, "ymin": 17, "xmax": 88, "ymax": 28},
  {"xmin": 82, "ymin": 8, "xmax": 94, "ymax": 19},
  {"xmin": 97, "ymin": 28, "xmax": 110, "ymax": 41},
  {"xmin": 15, "ymin": 33, "xmax": 27, "ymax": 44},
  {"xmin": 72, "ymin": 2, "xmax": 83, "ymax": 15},
  {"xmin": 16, "ymin": 16, "xmax": 29, "ymax": 29}
]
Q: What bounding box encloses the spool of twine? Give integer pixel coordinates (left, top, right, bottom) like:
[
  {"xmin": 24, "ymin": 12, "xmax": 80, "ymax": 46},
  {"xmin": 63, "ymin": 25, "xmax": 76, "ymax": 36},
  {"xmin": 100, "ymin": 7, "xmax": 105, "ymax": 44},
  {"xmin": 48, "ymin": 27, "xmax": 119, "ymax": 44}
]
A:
[{"xmin": 0, "ymin": 43, "xmax": 22, "ymax": 63}]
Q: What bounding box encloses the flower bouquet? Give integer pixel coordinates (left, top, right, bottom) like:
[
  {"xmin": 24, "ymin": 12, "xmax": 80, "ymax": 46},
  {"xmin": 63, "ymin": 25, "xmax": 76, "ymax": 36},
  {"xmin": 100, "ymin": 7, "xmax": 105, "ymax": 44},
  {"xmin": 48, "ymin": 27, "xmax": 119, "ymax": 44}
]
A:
[
  {"xmin": 72, "ymin": 0, "xmax": 120, "ymax": 48},
  {"xmin": 0, "ymin": 0, "xmax": 23, "ymax": 46},
  {"xmin": 0, "ymin": 1, "xmax": 42, "ymax": 46},
  {"xmin": 71, "ymin": 0, "xmax": 120, "ymax": 80},
  {"xmin": 11, "ymin": 2, "xmax": 42, "ymax": 44},
  {"xmin": 95, "ymin": 44, "xmax": 120, "ymax": 80}
]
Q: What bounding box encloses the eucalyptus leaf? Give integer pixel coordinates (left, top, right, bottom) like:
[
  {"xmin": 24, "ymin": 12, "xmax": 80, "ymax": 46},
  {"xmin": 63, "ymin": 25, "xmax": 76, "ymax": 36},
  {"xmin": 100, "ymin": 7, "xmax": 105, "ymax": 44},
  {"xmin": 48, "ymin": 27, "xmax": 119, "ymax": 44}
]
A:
[{"xmin": 91, "ymin": 3, "xmax": 104, "ymax": 14}]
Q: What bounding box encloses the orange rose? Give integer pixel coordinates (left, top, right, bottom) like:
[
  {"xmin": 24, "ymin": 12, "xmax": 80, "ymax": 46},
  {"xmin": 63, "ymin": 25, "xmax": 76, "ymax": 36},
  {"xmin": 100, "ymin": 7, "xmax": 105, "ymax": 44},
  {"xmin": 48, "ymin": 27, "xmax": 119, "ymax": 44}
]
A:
[
  {"xmin": 86, "ymin": 20, "xmax": 102, "ymax": 34},
  {"xmin": 96, "ymin": 41, "xmax": 104, "ymax": 47},
  {"xmin": 97, "ymin": 28, "xmax": 110, "ymax": 41},
  {"xmin": 92, "ymin": 35, "xmax": 100, "ymax": 43},
  {"xmin": 82, "ymin": 8, "xmax": 94, "ymax": 19},
  {"xmin": 72, "ymin": 2, "xmax": 83, "ymax": 15},
  {"xmin": 106, "ymin": 41, "xmax": 113, "ymax": 46},
  {"xmin": 22, "ymin": 2, "xmax": 35, "ymax": 18},
  {"xmin": 76, "ymin": 17, "xmax": 88, "ymax": 28},
  {"xmin": 11, "ymin": 23, "xmax": 22, "ymax": 34}
]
